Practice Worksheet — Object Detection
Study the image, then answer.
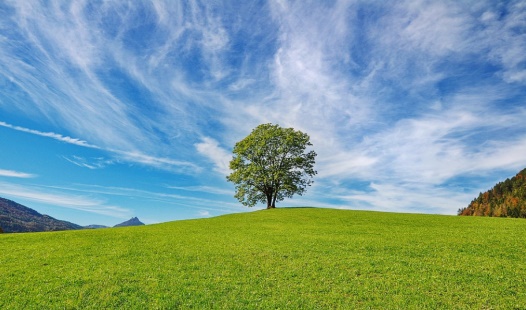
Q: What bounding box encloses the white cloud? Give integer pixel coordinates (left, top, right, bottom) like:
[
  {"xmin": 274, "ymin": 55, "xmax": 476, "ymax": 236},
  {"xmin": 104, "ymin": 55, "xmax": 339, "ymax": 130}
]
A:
[
  {"xmin": 0, "ymin": 182, "xmax": 131, "ymax": 218},
  {"xmin": 195, "ymin": 137, "xmax": 232, "ymax": 175},
  {"xmin": 1, "ymin": 0, "xmax": 525, "ymax": 219},
  {"xmin": 41, "ymin": 183, "xmax": 242, "ymax": 213},
  {"xmin": 325, "ymin": 103, "xmax": 526, "ymax": 185},
  {"xmin": 228, "ymin": 78, "xmax": 256, "ymax": 92},
  {"xmin": 393, "ymin": 1, "xmax": 470, "ymax": 55},
  {"xmin": 114, "ymin": 150, "xmax": 201, "ymax": 174},
  {"xmin": 210, "ymin": 1, "xmax": 526, "ymax": 215},
  {"xmin": 63, "ymin": 156, "xmax": 115, "ymax": 170},
  {"xmin": 166, "ymin": 185, "xmax": 232, "ymax": 196},
  {"xmin": 480, "ymin": 1, "xmax": 526, "ymax": 84},
  {"xmin": 1, "ymin": 2, "xmax": 146, "ymax": 150},
  {"xmin": 0, "ymin": 120, "xmax": 199, "ymax": 173},
  {"xmin": 337, "ymin": 182, "xmax": 474, "ymax": 215},
  {"xmin": 0, "ymin": 121, "xmax": 100, "ymax": 149},
  {"xmin": 0, "ymin": 169, "xmax": 37, "ymax": 178},
  {"xmin": 198, "ymin": 210, "xmax": 211, "ymax": 217}
]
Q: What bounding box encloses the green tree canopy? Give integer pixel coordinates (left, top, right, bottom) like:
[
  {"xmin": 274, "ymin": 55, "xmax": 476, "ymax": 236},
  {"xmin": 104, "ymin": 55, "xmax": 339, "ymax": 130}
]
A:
[{"xmin": 226, "ymin": 123, "xmax": 317, "ymax": 209}]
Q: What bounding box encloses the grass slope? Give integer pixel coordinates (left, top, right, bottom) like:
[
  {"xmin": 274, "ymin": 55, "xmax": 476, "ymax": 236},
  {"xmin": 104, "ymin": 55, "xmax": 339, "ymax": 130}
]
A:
[{"xmin": 1, "ymin": 208, "xmax": 525, "ymax": 309}]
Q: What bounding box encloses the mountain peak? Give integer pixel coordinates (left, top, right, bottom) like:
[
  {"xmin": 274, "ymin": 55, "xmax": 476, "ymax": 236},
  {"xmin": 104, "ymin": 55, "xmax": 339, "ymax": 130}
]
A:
[{"xmin": 114, "ymin": 217, "xmax": 145, "ymax": 227}]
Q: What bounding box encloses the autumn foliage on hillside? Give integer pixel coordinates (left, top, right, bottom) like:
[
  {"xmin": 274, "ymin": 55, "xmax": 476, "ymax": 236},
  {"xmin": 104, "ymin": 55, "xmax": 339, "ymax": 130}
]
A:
[{"xmin": 458, "ymin": 168, "xmax": 526, "ymax": 218}]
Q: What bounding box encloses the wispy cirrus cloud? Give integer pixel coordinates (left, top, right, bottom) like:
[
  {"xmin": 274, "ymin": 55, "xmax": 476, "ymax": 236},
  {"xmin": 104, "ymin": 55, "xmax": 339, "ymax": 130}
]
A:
[
  {"xmin": 0, "ymin": 182, "xmax": 131, "ymax": 219},
  {"xmin": 0, "ymin": 121, "xmax": 100, "ymax": 149},
  {"xmin": 195, "ymin": 137, "xmax": 231, "ymax": 175},
  {"xmin": 223, "ymin": 0, "xmax": 526, "ymax": 213},
  {"xmin": 62, "ymin": 156, "xmax": 115, "ymax": 170},
  {"xmin": 336, "ymin": 182, "xmax": 475, "ymax": 215},
  {"xmin": 2, "ymin": 2, "xmax": 194, "ymax": 161},
  {"xmin": 347, "ymin": 102, "xmax": 526, "ymax": 184},
  {"xmin": 166, "ymin": 185, "xmax": 232, "ymax": 196},
  {"xmin": 0, "ymin": 1, "xmax": 261, "ymax": 174},
  {"xmin": 0, "ymin": 120, "xmax": 199, "ymax": 173},
  {"xmin": 0, "ymin": 169, "xmax": 37, "ymax": 178},
  {"xmin": 114, "ymin": 150, "xmax": 201, "ymax": 173},
  {"xmin": 42, "ymin": 183, "xmax": 241, "ymax": 213},
  {"xmin": 478, "ymin": 1, "xmax": 526, "ymax": 84},
  {"xmin": 0, "ymin": 0, "xmax": 525, "ymax": 218}
]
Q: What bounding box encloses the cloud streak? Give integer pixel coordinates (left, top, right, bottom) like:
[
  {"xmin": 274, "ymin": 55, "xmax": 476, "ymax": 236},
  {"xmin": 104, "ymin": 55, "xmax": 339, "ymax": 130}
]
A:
[
  {"xmin": 0, "ymin": 120, "xmax": 199, "ymax": 173},
  {"xmin": 42, "ymin": 183, "xmax": 242, "ymax": 214},
  {"xmin": 0, "ymin": 121, "xmax": 100, "ymax": 149},
  {"xmin": 0, "ymin": 182, "xmax": 131, "ymax": 219},
  {"xmin": 195, "ymin": 137, "xmax": 231, "ymax": 175},
  {"xmin": 0, "ymin": 169, "xmax": 37, "ymax": 178}
]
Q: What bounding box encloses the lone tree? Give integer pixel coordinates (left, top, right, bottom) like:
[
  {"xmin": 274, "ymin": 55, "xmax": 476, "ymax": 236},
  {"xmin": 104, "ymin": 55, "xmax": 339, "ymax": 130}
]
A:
[{"xmin": 227, "ymin": 123, "xmax": 317, "ymax": 209}]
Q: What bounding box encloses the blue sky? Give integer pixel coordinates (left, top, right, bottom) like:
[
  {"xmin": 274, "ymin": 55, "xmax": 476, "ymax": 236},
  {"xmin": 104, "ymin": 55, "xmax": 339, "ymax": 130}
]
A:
[{"xmin": 1, "ymin": 1, "xmax": 525, "ymax": 226}]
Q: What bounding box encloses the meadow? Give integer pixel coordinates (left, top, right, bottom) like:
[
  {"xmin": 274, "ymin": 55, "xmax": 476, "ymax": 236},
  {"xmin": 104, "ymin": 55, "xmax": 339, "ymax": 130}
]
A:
[{"xmin": 1, "ymin": 208, "xmax": 525, "ymax": 309}]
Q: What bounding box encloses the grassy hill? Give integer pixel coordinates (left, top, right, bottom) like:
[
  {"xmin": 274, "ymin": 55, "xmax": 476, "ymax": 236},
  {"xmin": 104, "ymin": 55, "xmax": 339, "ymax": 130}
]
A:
[{"xmin": 1, "ymin": 208, "xmax": 525, "ymax": 308}]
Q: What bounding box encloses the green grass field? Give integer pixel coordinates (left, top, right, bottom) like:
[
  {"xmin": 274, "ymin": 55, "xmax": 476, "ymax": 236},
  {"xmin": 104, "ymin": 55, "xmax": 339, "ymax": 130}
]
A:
[{"xmin": 1, "ymin": 208, "xmax": 526, "ymax": 309}]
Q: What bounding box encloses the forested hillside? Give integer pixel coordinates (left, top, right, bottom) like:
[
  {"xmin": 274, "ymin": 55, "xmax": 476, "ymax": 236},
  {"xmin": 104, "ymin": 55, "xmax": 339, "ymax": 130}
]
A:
[
  {"xmin": 458, "ymin": 168, "xmax": 526, "ymax": 218},
  {"xmin": 0, "ymin": 197, "xmax": 82, "ymax": 233}
]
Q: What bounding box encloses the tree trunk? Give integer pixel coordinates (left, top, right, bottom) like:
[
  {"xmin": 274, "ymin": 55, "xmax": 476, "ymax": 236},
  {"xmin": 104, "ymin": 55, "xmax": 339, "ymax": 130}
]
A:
[
  {"xmin": 271, "ymin": 185, "xmax": 279, "ymax": 208},
  {"xmin": 266, "ymin": 193, "xmax": 274, "ymax": 209}
]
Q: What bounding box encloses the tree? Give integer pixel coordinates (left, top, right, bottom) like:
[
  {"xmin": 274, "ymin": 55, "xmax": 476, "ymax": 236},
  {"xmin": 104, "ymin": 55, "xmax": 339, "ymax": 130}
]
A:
[{"xmin": 227, "ymin": 123, "xmax": 317, "ymax": 209}]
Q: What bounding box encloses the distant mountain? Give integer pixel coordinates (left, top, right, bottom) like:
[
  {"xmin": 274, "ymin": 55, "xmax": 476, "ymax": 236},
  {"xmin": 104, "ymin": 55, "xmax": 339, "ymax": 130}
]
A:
[
  {"xmin": 114, "ymin": 217, "xmax": 145, "ymax": 227},
  {"xmin": 0, "ymin": 197, "xmax": 82, "ymax": 233},
  {"xmin": 459, "ymin": 168, "xmax": 526, "ymax": 218},
  {"xmin": 84, "ymin": 224, "xmax": 109, "ymax": 229}
]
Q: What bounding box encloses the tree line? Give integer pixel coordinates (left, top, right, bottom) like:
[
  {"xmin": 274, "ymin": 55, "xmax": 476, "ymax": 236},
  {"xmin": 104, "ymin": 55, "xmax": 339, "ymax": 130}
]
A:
[{"xmin": 458, "ymin": 168, "xmax": 526, "ymax": 218}]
